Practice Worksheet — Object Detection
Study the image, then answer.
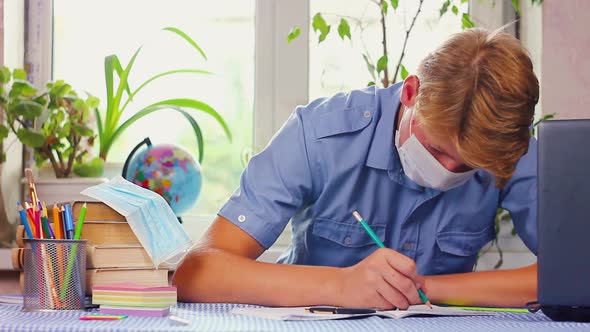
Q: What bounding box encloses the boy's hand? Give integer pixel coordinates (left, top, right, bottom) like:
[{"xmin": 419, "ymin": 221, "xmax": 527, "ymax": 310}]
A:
[{"xmin": 335, "ymin": 248, "xmax": 424, "ymax": 310}]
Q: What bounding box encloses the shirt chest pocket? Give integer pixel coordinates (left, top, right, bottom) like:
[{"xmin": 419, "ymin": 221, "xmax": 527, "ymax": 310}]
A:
[
  {"xmin": 308, "ymin": 218, "xmax": 386, "ymax": 267},
  {"xmin": 433, "ymin": 225, "xmax": 495, "ymax": 274}
]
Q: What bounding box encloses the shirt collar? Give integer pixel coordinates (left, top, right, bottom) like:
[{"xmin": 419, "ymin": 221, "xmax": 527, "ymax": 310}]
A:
[{"xmin": 365, "ymin": 82, "xmax": 403, "ymax": 171}]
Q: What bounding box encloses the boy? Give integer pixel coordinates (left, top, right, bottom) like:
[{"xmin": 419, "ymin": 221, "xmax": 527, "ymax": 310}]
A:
[{"xmin": 173, "ymin": 28, "xmax": 539, "ymax": 309}]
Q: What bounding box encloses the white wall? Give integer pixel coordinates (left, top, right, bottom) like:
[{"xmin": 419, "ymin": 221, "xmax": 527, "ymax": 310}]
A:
[{"xmin": 542, "ymin": 0, "xmax": 590, "ymax": 119}]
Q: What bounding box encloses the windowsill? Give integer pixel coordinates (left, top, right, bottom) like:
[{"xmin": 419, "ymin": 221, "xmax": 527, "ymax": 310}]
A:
[{"xmin": 35, "ymin": 162, "xmax": 125, "ymax": 180}]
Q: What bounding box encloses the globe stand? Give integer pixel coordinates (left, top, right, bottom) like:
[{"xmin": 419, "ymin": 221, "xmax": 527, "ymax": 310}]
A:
[
  {"xmin": 122, "ymin": 137, "xmax": 153, "ymax": 179},
  {"xmin": 123, "ymin": 137, "xmax": 190, "ymax": 225}
]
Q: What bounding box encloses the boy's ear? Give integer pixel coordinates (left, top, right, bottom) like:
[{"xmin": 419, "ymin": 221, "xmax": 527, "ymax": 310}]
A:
[{"xmin": 400, "ymin": 75, "xmax": 420, "ymax": 107}]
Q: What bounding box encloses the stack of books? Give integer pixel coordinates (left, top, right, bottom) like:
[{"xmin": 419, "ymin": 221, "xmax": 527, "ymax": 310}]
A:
[
  {"xmin": 92, "ymin": 283, "xmax": 177, "ymax": 317},
  {"xmin": 13, "ymin": 202, "xmax": 170, "ymax": 295}
]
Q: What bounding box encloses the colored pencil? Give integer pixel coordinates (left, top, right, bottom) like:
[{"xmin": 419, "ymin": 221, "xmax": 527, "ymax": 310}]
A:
[
  {"xmin": 353, "ymin": 210, "xmax": 433, "ymax": 309},
  {"xmin": 52, "ymin": 205, "xmax": 62, "ymax": 239},
  {"xmin": 17, "ymin": 202, "xmax": 34, "ymax": 239}
]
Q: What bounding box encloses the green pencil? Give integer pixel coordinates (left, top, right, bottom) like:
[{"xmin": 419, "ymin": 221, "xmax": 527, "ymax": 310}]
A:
[
  {"xmin": 352, "ymin": 210, "xmax": 433, "ymax": 309},
  {"xmin": 448, "ymin": 306, "xmax": 529, "ymax": 313},
  {"xmin": 60, "ymin": 203, "xmax": 87, "ymax": 300}
]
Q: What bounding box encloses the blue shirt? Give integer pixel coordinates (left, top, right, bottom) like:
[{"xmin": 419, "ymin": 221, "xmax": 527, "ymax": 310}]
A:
[{"xmin": 219, "ymin": 83, "xmax": 537, "ymax": 275}]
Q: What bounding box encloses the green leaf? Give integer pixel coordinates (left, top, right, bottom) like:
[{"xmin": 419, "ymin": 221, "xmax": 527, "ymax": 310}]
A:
[
  {"xmin": 102, "ymin": 55, "xmax": 132, "ymax": 136},
  {"xmin": 0, "ymin": 66, "xmax": 10, "ymax": 83},
  {"xmin": 0, "ymin": 125, "xmax": 9, "ymax": 140},
  {"xmin": 312, "ymin": 13, "xmax": 328, "ymax": 33},
  {"xmin": 367, "ymin": 81, "xmax": 376, "ymax": 87},
  {"xmin": 11, "ymin": 101, "xmax": 44, "ymax": 119},
  {"xmin": 86, "ymin": 95, "xmax": 100, "ymax": 109},
  {"xmin": 55, "ymin": 110, "xmax": 65, "ymax": 124},
  {"xmin": 532, "ymin": 113, "xmax": 555, "ymax": 135},
  {"xmin": 175, "ymin": 108, "xmax": 204, "ymax": 163},
  {"xmin": 461, "ymin": 0, "xmax": 468, "ymax": 3},
  {"xmin": 73, "ymin": 157, "xmax": 104, "ymax": 177},
  {"xmin": 287, "ymin": 27, "xmax": 301, "ymax": 43},
  {"xmin": 73, "ymin": 98, "xmax": 85, "ymax": 111},
  {"xmin": 319, "ymin": 26, "xmax": 331, "ymax": 43},
  {"xmin": 312, "ymin": 13, "xmax": 330, "ymax": 43},
  {"xmin": 381, "ymin": 1, "xmax": 388, "ymax": 14},
  {"xmin": 512, "ymin": 0, "xmax": 520, "ymax": 14},
  {"xmin": 338, "ymin": 19, "xmax": 351, "ymax": 40},
  {"xmin": 108, "ymin": 47, "xmax": 142, "ymax": 135},
  {"xmin": 60, "ymin": 122, "xmax": 71, "ymax": 137},
  {"xmin": 103, "ymin": 55, "xmax": 117, "ymax": 137},
  {"xmin": 391, "ymin": 0, "xmax": 399, "ymax": 9},
  {"xmin": 13, "ymin": 68, "xmax": 27, "ymax": 80},
  {"xmin": 95, "ymin": 108, "xmax": 103, "ymax": 145},
  {"xmin": 17, "ymin": 128, "xmax": 45, "ymax": 148},
  {"xmin": 9, "ymin": 81, "xmax": 37, "ymax": 98},
  {"xmin": 400, "ymin": 64, "xmax": 409, "ymax": 80},
  {"xmin": 362, "ymin": 54, "xmax": 377, "ymax": 80},
  {"xmin": 109, "ymin": 105, "xmax": 206, "ymax": 163},
  {"xmin": 119, "ymin": 69, "xmax": 211, "ymax": 115},
  {"xmin": 376, "ymin": 55, "xmax": 388, "ymax": 73},
  {"xmin": 452, "ymin": 5, "xmax": 459, "ymax": 15},
  {"xmin": 163, "ymin": 26, "xmax": 207, "ymax": 60},
  {"xmin": 103, "ymin": 98, "xmax": 231, "ymax": 162},
  {"xmin": 439, "ymin": 0, "xmax": 451, "ymax": 16},
  {"xmin": 461, "ymin": 13, "xmax": 475, "ymax": 29},
  {"xmin": 111, "ymin": 55, "xmax": 132, "ymax": 98},
  {"xmin": 49, "ymin": 80, "xmax": 71, "ymax": 98},
  {"xmin": 72, "ymin": 124, "xmax": 94, "ymax": 137}
]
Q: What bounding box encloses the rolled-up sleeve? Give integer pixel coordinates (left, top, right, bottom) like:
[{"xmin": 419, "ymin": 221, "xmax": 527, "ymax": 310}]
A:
[
  {"xmin": 218, "ymin": 107, "xmax": 314, "ymax": 249},
  {"xmin": 500, "ymin": 137, "xmax": 538, "ymax": 255}
]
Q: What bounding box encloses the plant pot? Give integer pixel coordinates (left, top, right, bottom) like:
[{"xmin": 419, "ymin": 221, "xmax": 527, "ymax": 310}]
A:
[{"xmin": 24, "ymin": 177, "xmax": 109, "ymax": 205}]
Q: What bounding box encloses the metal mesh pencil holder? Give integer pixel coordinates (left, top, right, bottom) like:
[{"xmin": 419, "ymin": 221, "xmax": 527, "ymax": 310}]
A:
[{"xmin": 22, "ymin": 239, "xmax": 87, "ymax": 311}]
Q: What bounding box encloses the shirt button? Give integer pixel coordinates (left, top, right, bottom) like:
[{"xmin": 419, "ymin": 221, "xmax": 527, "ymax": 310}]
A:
[
  {"xmin": 363, "ymin": 111, "xmax": 371, "ymax": 118},
  {"xmin": 344, "ymin": 236, "xmax": 352, "ymax": 245},
  {"xmin": 402, "ymin": 242, "xmax": 413, "ymax": 251},
  {"xmin": 238, "ymin": 215, "xmax": 246, "ymax": 223}
]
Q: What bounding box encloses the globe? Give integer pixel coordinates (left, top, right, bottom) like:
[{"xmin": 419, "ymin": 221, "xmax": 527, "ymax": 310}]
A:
[{"xmin": 123, "ymin": 143, "xmax": 202, "ymax": 215}]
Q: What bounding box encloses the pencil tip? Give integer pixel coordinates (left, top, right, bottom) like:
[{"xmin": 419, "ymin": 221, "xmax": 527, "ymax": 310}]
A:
[
  {"xmin": 352, "ymin": 211, "xmax": 362, "ymax": 222},
  {"xmin": 426, "ymin": 301, "xmax": 433, "ymax": 309}
]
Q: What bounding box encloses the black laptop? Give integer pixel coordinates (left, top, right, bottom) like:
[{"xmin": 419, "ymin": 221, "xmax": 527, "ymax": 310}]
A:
[{"xmin": 538, "ymin": 119, "xmax": 590, "ymax": 321}]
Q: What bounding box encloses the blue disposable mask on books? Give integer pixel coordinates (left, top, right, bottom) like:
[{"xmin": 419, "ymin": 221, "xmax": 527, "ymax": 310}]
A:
[{"xmin": 81, "ymin": 176, "xmax": 193, "ymax": 268}]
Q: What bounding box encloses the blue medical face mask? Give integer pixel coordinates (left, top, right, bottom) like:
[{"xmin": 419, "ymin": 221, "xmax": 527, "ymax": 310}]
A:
[{"xmin": 82, "ymin": 176, "xmax": 193, "ymax": 268}]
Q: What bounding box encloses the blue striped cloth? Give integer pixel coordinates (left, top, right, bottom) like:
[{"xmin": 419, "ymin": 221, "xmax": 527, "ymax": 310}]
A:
[{"xmin": 1, "ymin": 303, "xmax": 590, "ymax": 332}]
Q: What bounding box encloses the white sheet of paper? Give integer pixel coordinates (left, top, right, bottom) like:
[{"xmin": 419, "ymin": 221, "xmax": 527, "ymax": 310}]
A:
[{"xmin": 232, "ymin": 304, "xmax": 494, "ymax": 321}]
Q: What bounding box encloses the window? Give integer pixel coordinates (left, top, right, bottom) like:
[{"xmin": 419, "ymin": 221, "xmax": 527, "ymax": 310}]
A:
[
  {"xmin": 309, "ymin": 0, "xmax": 467, "ymax": 100},
  {"xmin": 53, "ymin": 1, "xmax": 255, "ymax": 238},
  {"xmin": 46, "ymin": 1, "xmax": 506, "ymax": 250}
]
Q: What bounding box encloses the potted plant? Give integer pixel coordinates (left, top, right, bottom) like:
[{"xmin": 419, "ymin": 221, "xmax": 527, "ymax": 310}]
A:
[
  {"xmin": 96, "ymin": 26, "xmax": 232, "ymax": 164},
  {"xmin": 0, "ymin": 67, "xmax": 107, "ymax": 205}
]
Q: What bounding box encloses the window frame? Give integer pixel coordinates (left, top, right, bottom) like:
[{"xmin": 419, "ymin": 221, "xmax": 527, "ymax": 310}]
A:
[{"xmin": 26, "ymin": 0, "xmax": 514, "ymax": 257}]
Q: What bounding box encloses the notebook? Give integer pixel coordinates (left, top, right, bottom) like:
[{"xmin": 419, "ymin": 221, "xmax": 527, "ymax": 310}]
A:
[{"xmin": 232, "ymin": 304, "xmax": 494, "ymax": 321}]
